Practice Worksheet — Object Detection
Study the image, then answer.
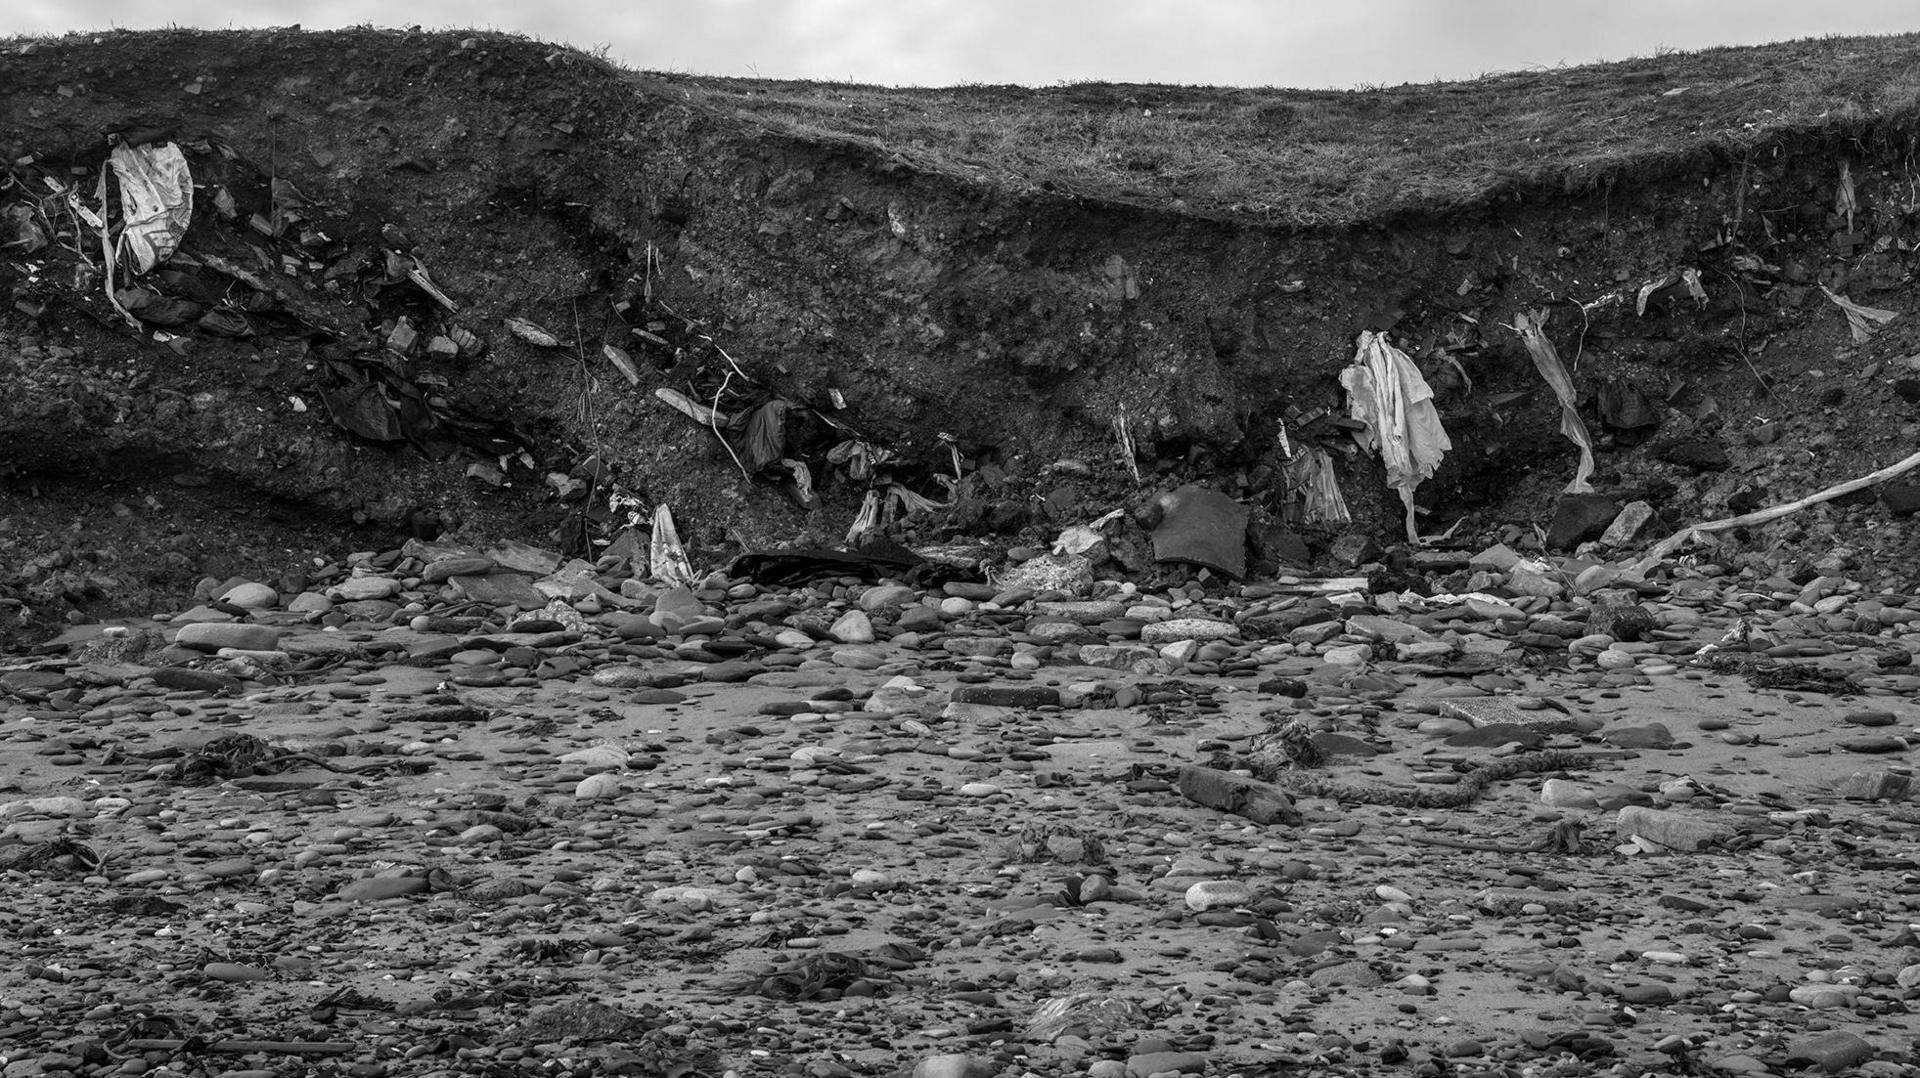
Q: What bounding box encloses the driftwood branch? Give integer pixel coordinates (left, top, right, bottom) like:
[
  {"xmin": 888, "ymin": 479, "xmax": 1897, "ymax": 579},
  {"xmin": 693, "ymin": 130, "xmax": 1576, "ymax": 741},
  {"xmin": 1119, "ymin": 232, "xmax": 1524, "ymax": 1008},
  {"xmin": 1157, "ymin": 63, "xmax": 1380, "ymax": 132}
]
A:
[{"xmin": 1631, "ymin": 447, "xmax": 1920, "ymax": 576}]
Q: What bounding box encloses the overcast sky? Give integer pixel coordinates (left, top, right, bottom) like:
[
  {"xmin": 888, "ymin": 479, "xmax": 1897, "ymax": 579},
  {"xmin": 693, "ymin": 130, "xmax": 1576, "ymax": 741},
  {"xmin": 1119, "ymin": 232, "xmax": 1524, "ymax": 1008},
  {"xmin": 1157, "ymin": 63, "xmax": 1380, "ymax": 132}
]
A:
[{"xmin": 6, "ymin": 1, "xmax": 1919, "ymax": 88}]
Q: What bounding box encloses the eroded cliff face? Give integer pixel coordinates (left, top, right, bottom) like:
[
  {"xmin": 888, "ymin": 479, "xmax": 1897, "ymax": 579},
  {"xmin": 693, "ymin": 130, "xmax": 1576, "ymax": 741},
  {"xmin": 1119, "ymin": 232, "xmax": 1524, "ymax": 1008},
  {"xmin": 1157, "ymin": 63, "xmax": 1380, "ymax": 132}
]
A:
[{"xmin": 4, "ymin": 27, "xmax": 1920, "ymax": 643}]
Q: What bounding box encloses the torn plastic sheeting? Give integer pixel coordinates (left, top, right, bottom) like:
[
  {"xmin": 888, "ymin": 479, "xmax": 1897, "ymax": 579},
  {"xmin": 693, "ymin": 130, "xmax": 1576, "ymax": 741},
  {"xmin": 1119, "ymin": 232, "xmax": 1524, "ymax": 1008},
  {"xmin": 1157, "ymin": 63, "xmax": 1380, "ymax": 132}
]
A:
[
  {"xmin": 1512, "ymin": 308, "xmax": 1596, "ymax": 494},
  {"xmin": 197, "ymin": 307, "xmax": 255, "ymax": 338},
  {"xmin": 2, "ymin": 204, "xmax": 47, "ymax": 253},
  {"xmin": 838, "ymin": 484, "xmax": 943, "ymax": 548},
  {"xmin": 845, "ymin": 489, "xmax": 883, "ymax": 546},
  {"xmin": 1821, "ymin": 285, "xmax": 1898, "ymax": 343},
  {"xmin": 320, "ymin": 383, "xmax": 406, "ymax": 443},
  {"xmin": 1339, "ymin": 331, "xmax": 1451, "ymax": 543},
  {"xmin": 743, "ymin": 400, "xmax": 792, "ymax": 473},
  {"xmin": 317, "ymin": 379, "xmax": 463, "ymax": 459},
  {"xmin": 107, "ymin": 141, "xmax": 194, "ymax": 274},
  {"xmin": 827, "ymin": 438, "xmax": 895, "ymax": 482},
  {"xmin": 1151, "ymin": 484, "xmax": 1247, "ymax": 579},
  {"xmin": 886, "ymin": 483, "xmax": 944, "ymax": 517},
  {"xmin": 1053, "ymin": 508, "xmax": 1125, "ymax": 557},
  {"xmin": 1636, "ymin": 268, "xmax": 1706, "ymax": 316},
  {"xmin": 1289, "ymin": 445, "xmax": 1351, "ymax": 526},
  {"xmin": 115, "ymin": 287, "xmax": 202, "ymax": 328},
  {"xmin": 1597, "ymin": 375, "xmax": 1660, "ymax": 439},
  {"xmin": 1836, "ymin": 159, "xmax": 1857, "ymax": 231},
  {"xmin": 648, "ymin": 505, "xmax": 695, "ymax": 587},
  {"xmin": 778, "ymin": 458, "xmax": 815, "ymax": 507},
  {"xmin": 95, "ymin": 171, "xmax": 135, "ymax": 328}
]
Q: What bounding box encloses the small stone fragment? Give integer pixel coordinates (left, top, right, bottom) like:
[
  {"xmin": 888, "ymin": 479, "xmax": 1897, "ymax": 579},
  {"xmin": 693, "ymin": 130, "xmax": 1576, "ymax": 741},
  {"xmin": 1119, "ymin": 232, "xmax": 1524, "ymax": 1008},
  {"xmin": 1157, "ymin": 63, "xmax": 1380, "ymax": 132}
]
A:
[
  {"xmin": 1784, "ymin": 1030, "xmax": 1874, "ymax": 1073},
  {"xmin": 1173, "ymin": 765, "xmax": 1301, "ymax": 826},
  {"xmin": 575, "ymin": 773, "xmax": 622, "ymax": 800},
  {"xmin": 1616, "ymin": 805, "xmax": 1735, "ymax": 851},
  {"xmin": 1185, "ymin": 879, "xmax": 1253, "ymax": 912},
  {"xmin": 338, "ymin": 876, "xmax": 429, "ymax": 902},
  {"xmin": 174, "ymin": 622, "xmax": 281, "ymax": 652}
]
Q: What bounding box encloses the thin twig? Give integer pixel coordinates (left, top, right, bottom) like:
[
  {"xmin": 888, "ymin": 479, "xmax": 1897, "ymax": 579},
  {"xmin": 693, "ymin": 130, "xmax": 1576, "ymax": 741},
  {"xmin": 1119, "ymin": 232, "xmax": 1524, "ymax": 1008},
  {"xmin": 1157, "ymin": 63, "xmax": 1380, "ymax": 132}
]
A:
[
  {"xmin": 1113, "ymin": 405, "xmax": 1142, "ymax": 483},
  {"xmin": 1728, "ymin": 152, "xmax": 1752, "ymax": 246},
  {"xmin": 1569, "ymin": 297, "xmax": 1590, "ymax": 373},
  {"xmin": 709, "ymin": 369, "xmax": 751, "ymax": 480},
  {"xmin": 1714, "ymin": 268, "xmax": 1781, "ymax": 405},
  {"xmin": 570, "ymin": 297, "xmax": 605, "ymax": 459}
]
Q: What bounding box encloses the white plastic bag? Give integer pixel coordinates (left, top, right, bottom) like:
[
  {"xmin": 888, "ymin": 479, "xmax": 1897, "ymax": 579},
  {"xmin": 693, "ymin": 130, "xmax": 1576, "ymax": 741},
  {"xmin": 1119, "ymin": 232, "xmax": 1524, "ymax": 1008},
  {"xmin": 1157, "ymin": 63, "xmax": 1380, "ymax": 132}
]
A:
[
  {"xmin": 108, "ymin": 141, "xmax": 193, "ymax": 273},
  {"xmin": 1290, "ymin": 445, "xmax": 1351, "ymax": 525},
  {"xmin": 1513, "ymin": 309, "xmax": 1596, "ymax": 494},
  {"xmin": 648, "ymin": 505, "xmax": 694, "ymax": 586},
  {"xmin": 1340, "ymin": 332, "xmax": 1450, "ymax": 541}
]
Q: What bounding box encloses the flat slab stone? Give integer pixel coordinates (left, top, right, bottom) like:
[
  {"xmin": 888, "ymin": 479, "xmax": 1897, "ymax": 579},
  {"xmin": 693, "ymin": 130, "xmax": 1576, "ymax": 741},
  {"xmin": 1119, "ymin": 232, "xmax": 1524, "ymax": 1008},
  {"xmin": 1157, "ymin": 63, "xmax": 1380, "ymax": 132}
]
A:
[
  {"xmin": 450, "ymin": 573, "xmax": 549, "ymax": 609},
  {"xmin": 481, "ymin": 539, "xmax": 564, "ymax": 575},
  {"xmin": 460, "ymin": 631, "xmax": 575, "ymax": 651},
  {"xmin": 1032, "ymin": 600, "xmax": 1128, "ymax": 622},
  {"xmin": 174, "ymin": 622, "xmax": 281, "ymax": 653},
  {"xmin": 950, "ymin": 686, "xmax": 1061, "ymax": 708},
  {"xmin": 279, "ymin": 632, "xmax": 370, "ymax": 658},
  {"xmin": 1140, "ymin": 618, "xmax": 1237, "ymax": 645},
  {"xmin": 1441, "ymin": 698, "xmax": 1576, "ymax": 732},
  {"xmin": 1152, "ymin": 484, "xmax": 1247, "ymax": 579},
  {"xmin": 0, "ymin": 669, "xmax": 74, "ymax": 697}
]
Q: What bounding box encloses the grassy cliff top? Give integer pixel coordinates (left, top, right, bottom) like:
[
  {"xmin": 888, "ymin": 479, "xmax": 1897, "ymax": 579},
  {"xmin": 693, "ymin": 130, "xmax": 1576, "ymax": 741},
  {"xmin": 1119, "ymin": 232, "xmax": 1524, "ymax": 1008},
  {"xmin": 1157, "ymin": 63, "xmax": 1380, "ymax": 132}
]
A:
[
  {"xmin": 652, "ymin": 32, "xmax": 1920, "ymax": 225},
  {"xmin": 7, "ymin": 25, "xmax": 1918, "ymax": 227}
]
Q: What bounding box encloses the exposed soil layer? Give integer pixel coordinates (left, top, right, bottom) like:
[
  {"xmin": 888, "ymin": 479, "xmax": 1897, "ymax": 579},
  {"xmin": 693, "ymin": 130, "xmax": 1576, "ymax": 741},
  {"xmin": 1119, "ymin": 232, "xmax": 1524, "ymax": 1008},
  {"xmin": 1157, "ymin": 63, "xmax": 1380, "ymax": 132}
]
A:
[{"xmin": 6, "ymin": 27, "xmax": 1920, "ymax": 642}]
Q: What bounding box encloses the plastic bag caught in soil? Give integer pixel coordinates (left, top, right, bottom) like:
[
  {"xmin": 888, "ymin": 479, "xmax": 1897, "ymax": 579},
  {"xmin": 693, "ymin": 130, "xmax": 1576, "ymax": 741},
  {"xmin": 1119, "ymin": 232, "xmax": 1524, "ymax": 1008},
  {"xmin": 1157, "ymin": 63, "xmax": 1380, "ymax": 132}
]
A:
[
  {"xmin": 2, "ymin": 203, "xmax": 48, "ymax": 253},
  {"xmin": 1513, "ymin": 308, "xmax": 1596, "ymax": 494},
  {"xmin": 845, "ymin": 489, "xmax": 883, "ymax": 546},
  {"xmin": 1822, "ymin": 284, "xmax": 1899, "ymax": 342},
  {"xmin": 106, "ymin": 140, "xmax": 194, "ymax": 273},
  {"xmin": 742, "ymin": 399, "xmax": 792, "ymax": 473},
  {"xmin": 648, "ymin": 504, "xmax": 695, "ymax": 586},
  {"xmin": 1341, "ymin": 331, "xmax": 1451, "ymax": 541},
  {"xmin": 321, "ymin": 382, "xmax": 406, "ymax": 443},
  {"xmin": 1288, "ymin": 445, "xmax": 1352, "ymax": 525},
  {"xmin": 316, "ymin": 351, "xmax": 531, "ymax": 459},
  {"xmin": 1597, "ymin": 375, "xmax": 1661, "ymax": 444}
]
